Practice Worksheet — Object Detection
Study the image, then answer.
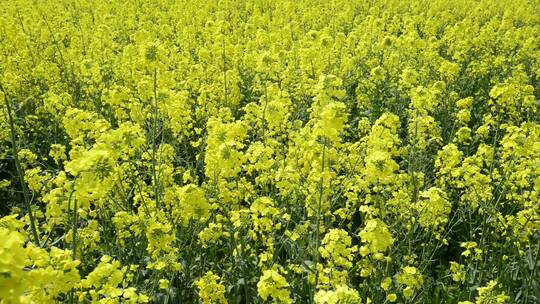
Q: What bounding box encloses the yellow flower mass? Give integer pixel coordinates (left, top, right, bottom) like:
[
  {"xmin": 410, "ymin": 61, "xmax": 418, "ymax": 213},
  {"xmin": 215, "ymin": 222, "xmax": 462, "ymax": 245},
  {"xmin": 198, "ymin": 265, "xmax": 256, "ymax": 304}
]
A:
[{"xmin": 0, "ymin": 0, "xmax": 539, "ymax": 303}]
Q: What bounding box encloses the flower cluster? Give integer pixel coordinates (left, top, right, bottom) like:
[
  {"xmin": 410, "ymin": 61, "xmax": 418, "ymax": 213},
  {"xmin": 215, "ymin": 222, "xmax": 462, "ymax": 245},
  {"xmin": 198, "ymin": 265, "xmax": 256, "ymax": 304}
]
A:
[{"xmin": 0, "ymin": 0, "xmax": 539, "ymax": 302}]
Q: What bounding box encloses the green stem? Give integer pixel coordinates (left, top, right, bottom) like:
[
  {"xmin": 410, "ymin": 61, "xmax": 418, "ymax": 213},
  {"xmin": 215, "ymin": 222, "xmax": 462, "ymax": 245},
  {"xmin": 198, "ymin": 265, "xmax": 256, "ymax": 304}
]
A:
[
  {"xmin": 151, "ymin": 67, "xmax": 161, "ymax": 208},
  {"xmin": 313, "ymin": 141, "xmax": 326, "ymax": 300},
  {"xmin": 222, "ymin": 34, "xmax": 228, "ymax": 107},
  {"xmin": 1, "ymin": 84, "xmax": 40, "ymax": 245},
  {"xmin": 70, "ymin": 190, "xmax": 78, "ymax": 260}
]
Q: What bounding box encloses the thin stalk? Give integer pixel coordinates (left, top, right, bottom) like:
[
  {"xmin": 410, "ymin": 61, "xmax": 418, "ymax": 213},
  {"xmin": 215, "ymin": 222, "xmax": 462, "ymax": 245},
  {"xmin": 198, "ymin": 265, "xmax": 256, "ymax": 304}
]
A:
[
  {"xmin": 313, "ymin": 141, "xmax": 326, "ymax": 300},
  {"xmin": 222, "ymin": 33, "xmax": 228, "ymax": 107},
  {"xmin": 261, "ymin": 84, "xmax": 269, "ymax": 140},
  {"xmin": 410, "ymin": 113, "xmax": 419, "ymax": 204},
  {"xmin": 151, "ymin": 67, "xmax": 161, "ymax": 208},
  {"xmin": 67, "ymin": 188, "xmax": 77, "ymax": 304},
  {"xmin": 71, "ymin": 193, "xmax": 78, "ymax": 260},
  {"xmin": 1, "ymin": 85, "xmax": 39, "ymax": 245}
]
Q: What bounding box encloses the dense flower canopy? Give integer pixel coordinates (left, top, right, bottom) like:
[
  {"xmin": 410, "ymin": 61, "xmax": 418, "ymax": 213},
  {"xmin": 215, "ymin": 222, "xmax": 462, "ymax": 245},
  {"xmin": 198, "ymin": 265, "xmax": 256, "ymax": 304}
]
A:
[{"xmin": 0, "ymin": 0, "xmax": 539, "ymax": 303}]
